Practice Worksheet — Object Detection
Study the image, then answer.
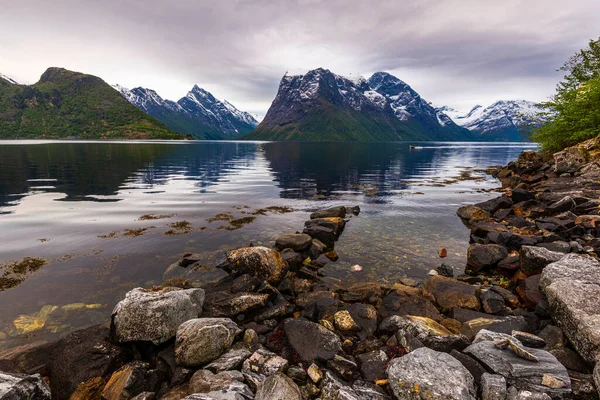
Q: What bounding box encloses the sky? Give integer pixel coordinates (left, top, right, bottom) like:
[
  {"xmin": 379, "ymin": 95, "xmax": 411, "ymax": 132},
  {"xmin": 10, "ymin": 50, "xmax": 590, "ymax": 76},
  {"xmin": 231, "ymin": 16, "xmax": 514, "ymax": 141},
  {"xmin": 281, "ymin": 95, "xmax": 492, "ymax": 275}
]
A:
[{"xmin": 1, "ymin": 0, "xmax": 599, "ymax": 120}]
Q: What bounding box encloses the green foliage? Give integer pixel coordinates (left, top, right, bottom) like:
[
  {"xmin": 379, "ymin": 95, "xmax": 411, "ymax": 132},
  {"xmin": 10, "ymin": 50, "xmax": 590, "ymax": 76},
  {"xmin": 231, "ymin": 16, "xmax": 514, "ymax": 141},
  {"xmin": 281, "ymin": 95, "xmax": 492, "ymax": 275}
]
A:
[
  {"xmin": 0, "ymin": 68, "xmax": 185, "ymax": 140},
  {"xmin": 531, "ymin": 38, "xmax": 600, "ymax": 151}
]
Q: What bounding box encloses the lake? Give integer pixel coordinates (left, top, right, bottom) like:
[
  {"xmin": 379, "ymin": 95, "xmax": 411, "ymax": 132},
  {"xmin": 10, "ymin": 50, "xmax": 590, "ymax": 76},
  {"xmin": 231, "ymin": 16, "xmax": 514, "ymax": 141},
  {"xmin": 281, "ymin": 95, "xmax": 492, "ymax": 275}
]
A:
[{"xmin": 0, "ymin": 140, "xmax": 536, "ymax": 350}]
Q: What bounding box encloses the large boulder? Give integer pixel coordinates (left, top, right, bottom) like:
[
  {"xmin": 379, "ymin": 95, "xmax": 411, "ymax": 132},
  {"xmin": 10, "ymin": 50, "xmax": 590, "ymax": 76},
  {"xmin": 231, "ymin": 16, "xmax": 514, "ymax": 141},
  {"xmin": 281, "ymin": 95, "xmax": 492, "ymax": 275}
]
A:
[
  {"xmin": 175, "ymin": 318, "xmax": 241, "ymax": 367},
  {"xmin": 539, "ymin": 254, "xmax": 600, "ymax": 291},
  {"xmin": 274, "ymin": 234, "xmax": 313, "ymax": 252},
  {"xmin": 101, "ymin": 361, "xmax": 160, "ymax": 400},
  {"xmin": 111, "ymin": 287, "xmax": 205, "ymax": 345},
  {"xmin": 0, "ymin": 372, "xmax": 50, "ymax": 400},
  {"xmin": 310, "ymin": 206, "xmax": 346, "ymax": 219},
  {"xmin": 554, "ymin": 145, "xmax": 588, "ymax": 174},
  {"xmin": 475, "ymin": 196, "xmax": 514, "ymax": 214},
  {"xmin": 226, "ymin": 247, "xmax": 289, "ymax": 285},
  {"xmin": 519, "ymin": 246, "xmax": 564, "ymax": 277},
  {"xmin": 467, "ymin": 244, "xmax": 508, "ymax": 272},
  {"xmin": 386, "ymin": 347, "xmax": 476, "ymax": 400},
  {"xmin": 255, "ymin": 373, "xmax": 302, "ymax": 400},
  {"xmin": 456, "ymin": 205, "xmax": 490, "ymax": 221},
  {"xmin": 515, "ymin": 150, "xmax": 545, "ymax": 173},
  {"xmin": 283, "ymin": 319, "xmax": 342, "ymax": 363},
  {"xmin": 464, "ymin": 341, "xmax": 570, "ymax": 398},
  {"xmin": 423, "ymin": 276, "xmax": 481, "ymax": 311}
]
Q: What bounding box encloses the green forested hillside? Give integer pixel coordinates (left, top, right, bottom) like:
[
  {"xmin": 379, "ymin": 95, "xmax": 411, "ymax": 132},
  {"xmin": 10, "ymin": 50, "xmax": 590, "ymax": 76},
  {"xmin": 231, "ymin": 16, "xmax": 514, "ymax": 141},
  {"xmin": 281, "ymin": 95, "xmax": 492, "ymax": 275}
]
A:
[{"xmin": 0, "ymin": 68, "xmax": 184, "ymax": 139}]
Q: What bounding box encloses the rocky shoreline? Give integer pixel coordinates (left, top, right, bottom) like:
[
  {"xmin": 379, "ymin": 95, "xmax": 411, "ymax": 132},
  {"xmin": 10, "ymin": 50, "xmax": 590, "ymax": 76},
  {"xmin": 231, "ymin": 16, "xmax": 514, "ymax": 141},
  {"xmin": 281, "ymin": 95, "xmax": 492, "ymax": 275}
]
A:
[{"xmin": 2, "ymin": 141, "xmax": 600, "ymax": 399}]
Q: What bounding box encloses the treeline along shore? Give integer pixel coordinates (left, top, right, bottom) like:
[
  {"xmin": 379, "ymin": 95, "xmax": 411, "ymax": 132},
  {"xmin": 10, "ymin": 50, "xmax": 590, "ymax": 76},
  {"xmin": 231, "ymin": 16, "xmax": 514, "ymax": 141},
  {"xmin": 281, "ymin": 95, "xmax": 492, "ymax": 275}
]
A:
[{"xmin": 1, "ymin": 140, "xmax": 600, "ymax": 399}]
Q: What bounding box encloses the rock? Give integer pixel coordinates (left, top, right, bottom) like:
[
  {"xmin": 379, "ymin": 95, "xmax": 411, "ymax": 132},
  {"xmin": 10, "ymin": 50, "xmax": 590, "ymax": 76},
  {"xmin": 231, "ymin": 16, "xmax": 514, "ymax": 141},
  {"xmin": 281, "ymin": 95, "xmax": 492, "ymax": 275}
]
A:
[
  {"xmin": 130, "ymin": 393, "xmax": 154, "ymax": 400},
  {"xmin": 175, "ymin": 318, "xmax": 241, "ymax": 367},
  {"xmin": 450, "ymin": 350, "xmax": 488, "ymax": 385},
  {"xmin": 308, "ymin": 238, "xmax": 328, "ymax": 259},
  {"xmin": 481, "ymin": 373, "xmax": 507, "ymax": 400},
  {"xmin": 204, "ymin": 291, "xmax": 270, "ymax": 318},
  {"xmin": 111, "ymin": 287, "xmax": 205, "ymax": 345},
  {"xmin": 378, "ymin": 288, "xmax": 442, "ymax": 322},
  {"xmin": 539, "ymin": 253, "xmax": 600, "ymax": 291},
  {"xmin": 519, "ymin": 246, "xmax": 564, "ymax": 276},
  {"xmin": 418, "ymin": 333, "xmax": 471, "ymax": 353},
  {"xmin": 491, "ymin": 286, "xmax": 520, "ymax": 308},
  {"xmin": 517, "ymin": 274, "xmax": 543, "ymax": 309},
  {"xmin": 253, "ymin": 293, "xmax": 295, "ymax": 323},
  {"xmin": 546, "ymin": 196, "xmax": 576, "ymax": 214},
  {"xmin": 48, "ymin": 325, "xmax": 132, "ymax": 400},
  {"xmin": 189, "ymin": 369, "xmax": 237, "ymax": 393},
  {"xmin": 536, "ymin": 242, "xmax": 570, "ymax": 254},
  {"xmin": 286, "ymin": 365, "xmax": 307, "ymax": 384},
  {"xmin": 537, "ymin": 325, "xmax": 566, "ymax": 350},
  {"xmin": 510, "ymin": 389, "xmax": 553, "ymax": 399},
  {"xmin": 386, "ymin": 347, "xmax": 476, "ymax": 400},
  {"xmin": 481, "ymin": 290, "xmax": 506, "ymax": 314},
  {"xmin": 512, "ymin": 331, "xmax": 546, "ymax": 349},
  {"xmin": 511, "ymin": 188, "xmax": 536, "ymax": 203},
  {"xmin": 594, "ymin": 364, "xmax": 599, "ymax": 399},
  {"xmin": 467, "ymin": 244, "xmax": 508, "ymax": 272},
  {"xmin": 352, "ymin": 382, "xmax": 390, "ymax": 399},
  {"xmin": 0, "ymin": 372, "xmax": 50, "ymax": 400},
  {"xmin": 554, "ymin": 145, "xmax": 588, "ymax": 174},
  {"xmin": 549, "ymin": 348, "xmax": 592, "ymax": 373},
  {"xmin": 437, "ymin": 263, "xmax": 454, "ymax": 277},
  {"xmin": 357, "ymin": 350, "xmax": 388, "ymax": 382},
  {"xmin": 305, "ymin": 217, "xmax": 345, "ymax": 236},
  {"xmin": 183, "ymin": 381, "xmax": 254, "ymax": 400},
  {"xmin": 515, "ymin": 150, "xmax": 544, "ymax": 173},
  {"xmin": 283, "ymin": 318, "xmax": 342, "ymax": 363},
  {"xmin": 380, "ymin": 315, "xmax": 452, "ymax": 337},
  {"xmin": 281, "ymin": 250, "xmax": 304, "ymax": 272},
  {"xmin": 205, "ymin": 348, "xmax": 253, "ymax": 373},
  {"xmin": 334, "ymin": 310, "xmax": 360, "ymax": 333},
  {"xmin": 473, "ymin": 329, "xmax": 522, "ymax": 345},
  {"xmin": 460, "ymin": 316, "xmax": 529, "ymax": 341},
  {"xmin": 464, "ymin": 341, "xmax": 570, "ymax": 398},
  {"xmin": 457, "ymin": 204, "xmax": 490, "ymax": 221},
  {"xmin": 226, "ymin": 247, "xmax": 288, "ymax": 286},
  {"xmin": 69, "ymin": 377, "xmax": 106, "ymax": 400},
  {"xmin": 243, "ymin": 329, "xmax": 259, "ymax": 343},
  {"xmin": 275, "ymin": 234, "xmax": 313, "ymax": 252},
  {"xmin": 451, "ymin": 307, "xmax": 499, "ymax": 323},
  {"xmin": 423, "ymin": 275, "xmax": 481, "ymax": 311},
  {"xmin": 303, "ymin": 225, "xmax": 337, "ymax": 247},
  {"xmin": 255, "ymin": 372, "xmax": 302, "ymax": 400},
  {"xmin": 242, "ymin": 349, "xmax": 288, "ymax": 377},
  {"xmin": 310, "ymin": 206, "xmax": 346, "ymax": 219},
  {"xmin": 306, "ymin": 363, "xmax": 323, "ymax": 383},
  {"xmin": 568, "ymin": 371, "xmax": 598, "ymax": 400},
  {"xmin": 345, "ymin": 304, "xmax": 378, "ymax": 340},
  {"xmin": 101, "ymin": 361, "xmax": 160, "ymax": 400}
]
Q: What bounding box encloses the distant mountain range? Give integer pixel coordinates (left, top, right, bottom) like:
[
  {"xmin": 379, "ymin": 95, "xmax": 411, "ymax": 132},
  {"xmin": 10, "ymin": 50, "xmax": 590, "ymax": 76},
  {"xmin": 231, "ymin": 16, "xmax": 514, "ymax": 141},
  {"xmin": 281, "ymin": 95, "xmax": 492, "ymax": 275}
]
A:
[
  {"xmin": 437, "ymin": 100, "xmax": 546, "ymax": 141},
  {"xmin": 114, "ymin": 84, "xmax": 258, "ymax": 140},
  {"xmin": 244, "ymin": 69, "xmax": 476, "ymax": 141},
  {"xmin": 0, "ymin": 68, "xmax": 183, "ymax": 140}
]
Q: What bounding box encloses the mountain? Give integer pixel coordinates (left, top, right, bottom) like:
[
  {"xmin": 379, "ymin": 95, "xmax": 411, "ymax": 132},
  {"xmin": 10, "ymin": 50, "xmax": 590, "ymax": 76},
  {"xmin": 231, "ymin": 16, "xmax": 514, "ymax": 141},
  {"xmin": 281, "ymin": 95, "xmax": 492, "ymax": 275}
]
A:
[
  {"xmin": 438, "ymin": 100, "xmax": 546, "ymax": 141},
  {"xmin": 0, "ymin": 67, "xmax": 183, "ymax": 139},
  {"xmin": 0, "ymin": 73, "xmax": 18, "ymax": 85},
  {"xmin": 115, "ymin": 84, "xmax": 258, "ymax": 140},
  {"xmin": 243, "ymin": 68, "xmax": 474, "ymax": 142}
]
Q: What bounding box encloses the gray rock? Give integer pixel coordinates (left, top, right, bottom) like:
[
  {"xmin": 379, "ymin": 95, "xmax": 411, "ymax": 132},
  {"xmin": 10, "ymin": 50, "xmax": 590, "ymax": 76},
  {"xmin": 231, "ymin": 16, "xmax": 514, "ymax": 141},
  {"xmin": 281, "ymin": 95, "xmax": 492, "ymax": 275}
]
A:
[
  {"xmin": 594, "ymin": 364, "xmax": 599, "ymax": 399},
  {"xmin": 386, "ymin": 347, "xmax": 476, "ymax": 400},
  {"xmin": 226, "ymin": 246, "xmax": 289, "ymax": 285},
  {"xmin": 537, "ymin": 325, "xmax": 565, "ymax": 350},
  {"xmin": 204, "ymin": 291, "xmax": 271, "ymax": 318},
  {"xmin": 275, "ymin": 234, "xmax": 313, "ymax": 252},
  {"xmin": 189, "ymin": 369, "xmax": 237, "ymax": 393},
  {"xmin": 205, "ymin": 348, "xmax": 253, "ymax": 373},
  {"xmin": 357, "ymin": 350, "xmax": 388, "ymax": 382},
  {"xmin": 175, "ymin": 318, "xmax": 241, "ymax": 367},
  {"xmin": 283, "ymin": 318, "xmax": 342, "ymax": 363},
  {"xmin": 242, "ymin": 349, "xmax": 288, "ymax": 377},
  {"xmin": 0, "ymin": 372, "xmax": 51, "ymax": 400},
  {"xmin": 554, "ymin": 145, "xmax": 587, "ymax": 174},
  {"xmin": 539, "ymin": 254, "xmax": 600, "ymax": 291},
  {"xmin": 450, "ymin": 350, "xmax": 488, "ymax": 385},
  {"xmin": 352, "ymin": 382, "xmax": 391, "ymax": 400},
  {"xmin": 319, "ymin": 371, "xmax": 348, "ymax": 400},
  {"xmin": 418, "ymin": 333, "xmax": 470, "ymax": 353},
  {"xmin": 461, "ymin": 316, "xmax": 529, "ymax": 341},
  {"xmin": 549, "ymin": 348, "xmax": 592, "ymax": 374},
  {"xmin": 285, "ymin": 365, "xmax": 307, "ymax": 384},
  {"xmin": 482, "ymin": 290, "xmax": 506, "ymax": 314},
  {"xmin": 111, "ymin": 287, "xmax": 205, "ymax": 345},
  {"xmin": 481, "ymin": 373, "xmax": 507, "ymax": 400},
  {"xmin": 536, "ymin": 242, "xmax": 570, "ymax": 254},
  {"xmin": 255, "ymin": 372, "xmax": 301, "ymax": 400},
  {"xmin": 467, "ymin": 244, "xmax": 508, "ymax": 272},
  {"xmin": 464, "ymin": 341, "xmax": 570, "ymax": 398},
  {"xmin": 437, "ymin": 263, "xmax": 454, "ymax": 277},
  {"xmin": 512, "ymin": 390, "xmax": 552, "ymax": 400},
  {"xmin": 310, "ymin": 206, "xmax": 346, "ymax": 219},
  {"xmin": 519, "ymin": 246, "xmax": 564, "ymax": 276},
  {"xmin": 183, "ymin": 381, "xmax": 254, "ymax": 400},
  {"xmin": 473, "ymin": 329, "xmax": 523, "ymax": 346},
  {"xmin": 512, "ymin": 331, "xmax": 546, "ymax": 348}
]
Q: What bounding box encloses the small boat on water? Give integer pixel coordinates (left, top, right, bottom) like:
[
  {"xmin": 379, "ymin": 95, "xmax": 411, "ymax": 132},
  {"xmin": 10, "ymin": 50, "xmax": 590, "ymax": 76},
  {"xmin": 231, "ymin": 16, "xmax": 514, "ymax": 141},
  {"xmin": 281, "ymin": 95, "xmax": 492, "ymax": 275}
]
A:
[{"xmin": 409, "ymin": 145, "xmax": 419, "ymax": 150}]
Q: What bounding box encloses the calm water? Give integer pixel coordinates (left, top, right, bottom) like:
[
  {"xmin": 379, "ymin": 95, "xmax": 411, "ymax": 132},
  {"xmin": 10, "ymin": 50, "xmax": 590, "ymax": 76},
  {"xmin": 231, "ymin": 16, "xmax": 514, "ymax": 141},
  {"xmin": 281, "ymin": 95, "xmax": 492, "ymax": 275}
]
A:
[{"xmin": 0, "ymin": 140, "xmax": 535, "ymax": 350}]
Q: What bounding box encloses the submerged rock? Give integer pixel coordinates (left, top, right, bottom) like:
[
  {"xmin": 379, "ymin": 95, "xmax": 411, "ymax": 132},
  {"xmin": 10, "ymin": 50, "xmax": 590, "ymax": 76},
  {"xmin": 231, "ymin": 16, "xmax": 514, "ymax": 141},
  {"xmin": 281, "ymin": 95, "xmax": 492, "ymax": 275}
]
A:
[
  {"xmin": 175, "ymin": 318, "xmax": 241, "ymax": 367},
  {"xmin": 111, "ymin": 286, "xmax": 205, "ymax": 345},
  {"xmin": 226, "ymin": 246, "xmax": 289, "ymax": 285},
  {"xmin": 386, "ymin": 347, "xmax": 476, "ymax": 400},
  {"xmin": 0, "ymin": 371, "xmax": 50, "ymax": 400}
]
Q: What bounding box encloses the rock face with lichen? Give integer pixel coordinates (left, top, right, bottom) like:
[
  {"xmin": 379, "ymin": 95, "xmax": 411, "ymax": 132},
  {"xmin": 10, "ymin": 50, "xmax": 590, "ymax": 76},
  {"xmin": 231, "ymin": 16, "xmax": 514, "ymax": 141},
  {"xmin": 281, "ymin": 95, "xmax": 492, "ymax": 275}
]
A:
[
  {"xmin": 226, "ymin": 246, "xmax": 289, "ymax": 285},
  {"xmin": 110, "ymin": 286, "xmax": 205, "ymax": 345}
]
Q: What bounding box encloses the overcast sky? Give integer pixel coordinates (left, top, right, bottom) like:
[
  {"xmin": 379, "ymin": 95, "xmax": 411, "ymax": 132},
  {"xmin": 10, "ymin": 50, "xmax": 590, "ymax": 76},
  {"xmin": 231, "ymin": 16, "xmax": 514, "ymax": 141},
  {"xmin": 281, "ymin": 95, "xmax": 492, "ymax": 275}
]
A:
[{"xmin": 1, "ymin": 0, "xmax": 599, "ymax": 119}]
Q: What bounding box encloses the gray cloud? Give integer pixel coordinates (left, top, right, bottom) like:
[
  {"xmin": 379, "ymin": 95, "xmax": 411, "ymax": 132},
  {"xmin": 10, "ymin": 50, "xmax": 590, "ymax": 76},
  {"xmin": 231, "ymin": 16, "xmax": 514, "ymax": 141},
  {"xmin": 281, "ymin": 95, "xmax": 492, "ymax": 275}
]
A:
[{"xmin": 1, "ymin": 0, "xmax": 599, "ymax": 118}]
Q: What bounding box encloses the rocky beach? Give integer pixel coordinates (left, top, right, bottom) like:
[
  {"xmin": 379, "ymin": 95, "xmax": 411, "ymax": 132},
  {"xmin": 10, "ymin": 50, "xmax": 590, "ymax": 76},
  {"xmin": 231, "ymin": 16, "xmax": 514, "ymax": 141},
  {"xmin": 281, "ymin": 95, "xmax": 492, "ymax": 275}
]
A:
[{"xmin": 2, "ymin": 141, "xmax": 600, "ymax": 400}]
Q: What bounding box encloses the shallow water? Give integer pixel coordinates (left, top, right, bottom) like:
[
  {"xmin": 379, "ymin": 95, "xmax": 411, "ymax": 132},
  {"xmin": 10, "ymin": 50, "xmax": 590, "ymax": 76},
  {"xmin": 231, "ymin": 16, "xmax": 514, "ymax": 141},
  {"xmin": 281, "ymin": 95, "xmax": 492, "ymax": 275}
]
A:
[{"xmin": 0, "ymin": 140, "xmax": 535, "ymax": 349}]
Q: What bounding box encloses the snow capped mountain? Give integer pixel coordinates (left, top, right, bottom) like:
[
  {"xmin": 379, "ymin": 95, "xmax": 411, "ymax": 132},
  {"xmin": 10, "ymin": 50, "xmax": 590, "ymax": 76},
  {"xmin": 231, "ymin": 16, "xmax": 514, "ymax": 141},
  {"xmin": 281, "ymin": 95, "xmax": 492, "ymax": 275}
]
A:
[
  {"xmin": 114, "ymin": 84, "xmax": 258, "ymax": 140},
  {"xmin": 437, "ymin": 100, "xmax": 547, "ymax": 141},
  {"xmin": 0, "ymin": 73, "xmax": 18, "ymax": 85}
]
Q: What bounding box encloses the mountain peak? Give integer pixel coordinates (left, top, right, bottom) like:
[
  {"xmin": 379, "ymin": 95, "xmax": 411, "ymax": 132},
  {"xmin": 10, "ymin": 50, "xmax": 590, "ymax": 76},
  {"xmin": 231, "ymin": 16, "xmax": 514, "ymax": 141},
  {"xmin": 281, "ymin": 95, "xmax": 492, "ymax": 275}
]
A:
[{"xmin": 0, "ymin": 72, "xmax": 18, "ymax": 85}]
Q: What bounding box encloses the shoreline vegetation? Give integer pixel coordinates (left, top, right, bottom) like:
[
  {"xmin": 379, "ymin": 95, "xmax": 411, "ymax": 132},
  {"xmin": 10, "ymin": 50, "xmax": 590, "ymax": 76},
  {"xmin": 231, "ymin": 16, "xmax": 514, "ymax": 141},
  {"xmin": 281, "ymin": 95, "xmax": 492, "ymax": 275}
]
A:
[{"xmin": 1, "ymin": 140, "xmax": 600, "ymax": 399}]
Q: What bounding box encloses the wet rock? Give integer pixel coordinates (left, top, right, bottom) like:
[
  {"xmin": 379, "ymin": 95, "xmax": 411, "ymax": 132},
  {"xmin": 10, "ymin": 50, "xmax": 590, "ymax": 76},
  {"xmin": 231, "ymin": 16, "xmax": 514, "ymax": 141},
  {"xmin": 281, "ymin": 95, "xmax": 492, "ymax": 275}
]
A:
[
  {"xmin": 423, "ymin": 275, "xmax": 481, "ymax": 311},
  {"xmin": 519, "ymin": 246, "xmax": 564, "ymax": 276},
  {"xmin": 464, "ymin": 341, "xmax": 570, "ymax": 398},
  {"xmin": 334, "ymin": 310, "xmax": 360, "ymax": 333},
  {"xmin": 184, "ymin": 381, "xmax": 254, "ymax": 400},
  {"xmin": 554, "ymin": 145, "xmax": 588, "ymax": 174},
  {"xmin": 205, "ymin": 347, "xmax": 253, "ymax": 373},
  {"xmin": 0, "ymin": 371, "xmax": 50, "ymax": 400},
  {"xmin": 386, "ymin": 347, "xmax": 476, "ymax": 400},
  {"xmin": 437, "ymin": 263, "xmax": 454, "ymax": 277},
  {"xmin": 517, "ymin": 274, "xmax": 543, "ymax": 309},
  {"xmin": 283, "ymin": 318, "xmax": 342, "ymax": 363},
  {"xmin": 275, "ymin": 234, "xmax": 312, "ymax": 252},
  {"xmin": 308, "ymin": 238, "xmax": 328, "ymax": 260},
  {"xmin": 303, "ymin": 225, "xmax": 337, "ymax": 247},
  {"xmin": 310, "ymin": 206, "xmax": 346, "ymax": 219},
  {"xmin": 481, "ymin": 373, "xmax": 507, "ymax": 400},
  {"xmin": 280, "ymin": 250, "xmax": 304, "ymax": 272},
  {"xmin": 296, "ymin": 290, "xmax": 340, "ymax": 317},
  {"xmin": 305, "ymin": 217, "xmax": 345, "ymax": 236},
  {"xmin": 345, "ymin": 303, "xmax": 378, "ymax": 340},
  {"xmin": 467, "ymin": 244, "xmax": 508, "ymax": 272},
  {"xmin": 111, "ymin": 287, "xmax": 205, "ymax": 345},
  {"xmin": 357, "ymin": 350, "xmax": 388, "ymax": 382},
  {"xmin": 48, "ymin": 325, "xmax": 132, "ymax": 400},
  {"xmin": 175, "ymin": 318, "xmax": 241, "ymax": 367},
  {"xmin": 457, "ymin": 204, "xmax": 490, "ymax": 221},
  {"xmin": 255, "ymin": 372, "xmax": 302, "ymax": 400},
  {"xmin": 242, "ymin": 349, "xmax": 288, "ymax": 377},
  {"xmin": 481, "ymin": 290, "xmax": 506, "ymax": 314},
  {"xmin": 460, "ymin": 316, "xmax": 529, "ymax": 341},
  {"xmin": 69, "ymin": 377, "xmax": 106, "ymax": 400},
  {"xmin": 101, "ymin": 361, "xmax": 160, "ymax": 400},
  {"xmin": 491, "ymin": 286, "xmax": 520, "ymax": 308},
  {"xmin": 450, "ymin": 350, "xmax": 488, "ymax": 385},
  {"xmin": 231, "ymin": 274, "xmax": 262, "ymax": 293},
  {"xmin": 204, "ymin": 291, "xmax": 271, "ymax": 318},
  {"xmin": 226, "ymin": 246, "xmax": 289, "ymax": 285}
]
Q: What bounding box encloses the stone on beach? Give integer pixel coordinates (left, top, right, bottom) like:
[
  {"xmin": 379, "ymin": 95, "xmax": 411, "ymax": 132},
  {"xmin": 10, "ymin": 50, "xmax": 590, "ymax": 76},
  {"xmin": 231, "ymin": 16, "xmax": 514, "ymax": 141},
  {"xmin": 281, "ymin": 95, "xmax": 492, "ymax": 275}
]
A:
[
  {"xmin": 175, "ymin": 318, "xmax": 241, "ymax": 367},
  {"xmin": 467, "ymin": 244, "xmax": 508, "ymax": 272},
  {"xmin": 423, "ymin": 275, "xmax": 481, "ymax": 311},
  {"xmin": 111, "ymin": 286, "xmax": 205, "ymax": 345},
  {"xmin": 310, "ymin": 206, "xmax": 346, "ymax": 219},
  {"xmin": 283, "ymin": 318, "xmax": 342, "ymax": 363},
  {"xmin": 0, "ymin": 371, "xmax": 51, "ymax": 400},
  {"xmin": 226, "ymin": 246, "xmax": 289, "ymax": 285},
  {"xmin": 274, "ymin": 233, "xmax": 313, "ymax": 251}
]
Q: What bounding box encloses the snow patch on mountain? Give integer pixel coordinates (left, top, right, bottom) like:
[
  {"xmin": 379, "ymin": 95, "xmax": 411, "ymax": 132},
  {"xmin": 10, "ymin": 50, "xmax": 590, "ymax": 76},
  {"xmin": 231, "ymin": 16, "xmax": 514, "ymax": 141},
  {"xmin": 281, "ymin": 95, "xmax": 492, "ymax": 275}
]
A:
[{"xmin": 0, "ymin": 73, "xmax": 18, "ymax": 85}]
